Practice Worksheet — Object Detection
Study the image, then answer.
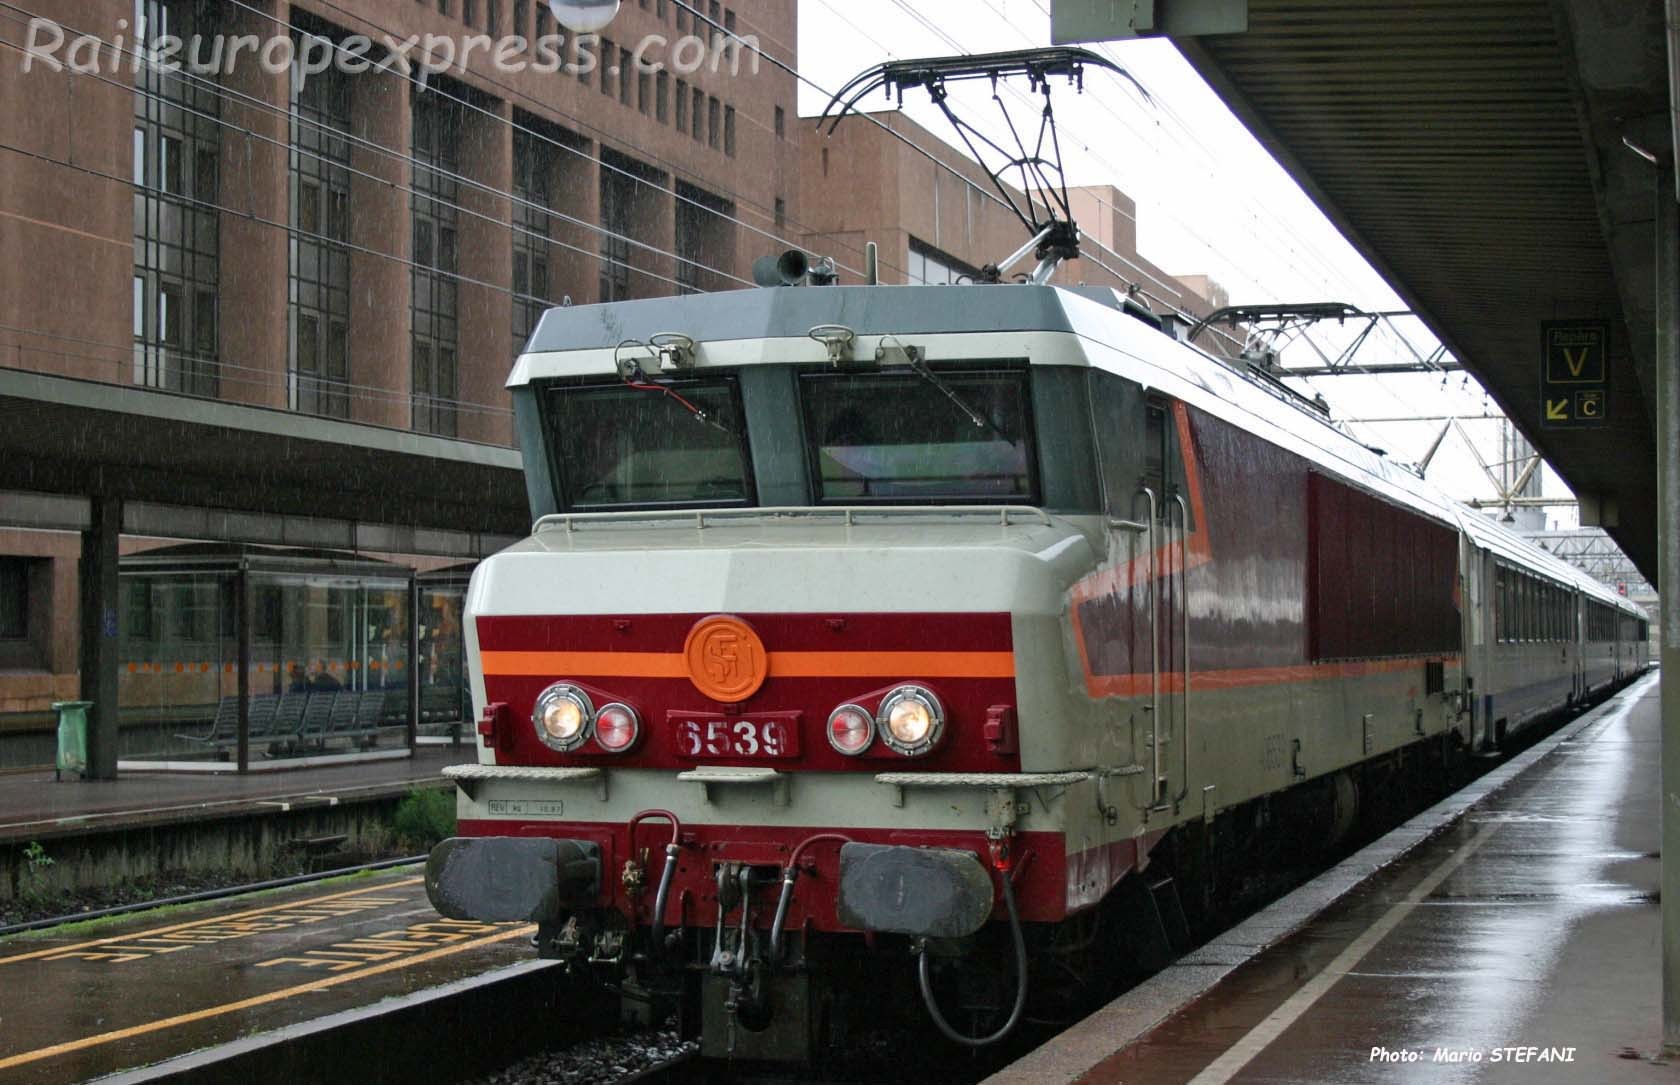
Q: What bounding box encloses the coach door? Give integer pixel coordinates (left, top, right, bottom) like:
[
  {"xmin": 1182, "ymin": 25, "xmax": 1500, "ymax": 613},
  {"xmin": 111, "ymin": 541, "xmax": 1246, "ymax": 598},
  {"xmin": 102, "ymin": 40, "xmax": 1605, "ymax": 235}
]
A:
[{"xmin": 1142, "ymin": 399, "xmax": 1189, "ymax": 809}]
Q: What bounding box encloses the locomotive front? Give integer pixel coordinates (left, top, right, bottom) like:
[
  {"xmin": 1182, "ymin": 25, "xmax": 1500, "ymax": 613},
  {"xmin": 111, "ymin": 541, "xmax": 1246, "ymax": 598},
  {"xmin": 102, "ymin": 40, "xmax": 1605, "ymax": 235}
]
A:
[{"xmin": 425, "ymin": 287, "xmax": 1115, "ymax": 1060}]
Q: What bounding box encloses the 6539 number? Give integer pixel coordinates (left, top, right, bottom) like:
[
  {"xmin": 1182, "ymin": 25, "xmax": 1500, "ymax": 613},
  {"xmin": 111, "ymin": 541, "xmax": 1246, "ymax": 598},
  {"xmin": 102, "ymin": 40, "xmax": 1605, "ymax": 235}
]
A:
[{"xmin": 667, "ymin": 712, "xmax": 801, "ymax": 760}]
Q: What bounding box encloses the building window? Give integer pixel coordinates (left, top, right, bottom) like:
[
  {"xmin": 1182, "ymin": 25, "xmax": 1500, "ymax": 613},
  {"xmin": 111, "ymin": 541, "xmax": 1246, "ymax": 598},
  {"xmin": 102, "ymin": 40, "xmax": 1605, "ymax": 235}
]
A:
[
  {"xmin": 707, "ymin": 96, "xmax": 720, "ymax": 149},
  {"xmin": 774, "ymin": 105, "xmax": 785, "ymax": 139},
  {"xmin": 600, "ymin": 165, "xmax": 634, "ymax": 302},
  {"xmin": 657, "ymin": 0, "xmax": 667, "ymax": 18},
  {"xmin": 723, "ymin": 105, "xmax": 735, "ymax": 156},
  {"xmin": 486, "ymin": 0, "xmax": 499, "ymax": 32},
  {"xmin": 676, "ymin": 182, "xmax": 733, "ymax": 296},
  {"xmin": 412, "ymin": 88, "xmax": 462, "ymax": 436},
  {"xmin": 774, "ymin": 197, "xmax": 785, "ymax": 229},
  {"xmin": 638, "ymin": 66, "xmax": 652, "ymax": 114},
  {"xmin": 620, "ymin": 46, "xmax": 633, "ymax": 106},
  {"xmin": 289, "ymin": 34, "xmax": 353, "ymax": 419},
  {"xmin": 656, "ymin": 70, "xmax": 670, "ymax": 123},
  {"xmin": 0, "ymin": 559, "xmax": 27, "ymax": 640},
  {"xmin": 675, "ymin": 78, "xmax": 688, "ymax": 131},
  {"xmin": 512, "ymin": 129, "xmax": 553, "ymax": 352},
  {"xmin": 908, "ymin": 238, "xmax": 980, "ymax": 285},
  {"xmin": 600, "ymin": 38, "xmax": 614, "ymax": 95},
  {"xmin": 692, "ymin": 87, "xmax": 703, "ymax": 140},
  {"xmin": 463, "ymin": 0, "xmax": 476, "ymax": 25},
  {"xmin": 133, "ymin": 0, "xmax": 220, "ymax": 398},
  {"xmin": 514, "ymin": 0, "xmax": 528, "ymax": 41},
  {"xmin": 724, "ymin": 8, "xmax": 736, "ymax": 33}
]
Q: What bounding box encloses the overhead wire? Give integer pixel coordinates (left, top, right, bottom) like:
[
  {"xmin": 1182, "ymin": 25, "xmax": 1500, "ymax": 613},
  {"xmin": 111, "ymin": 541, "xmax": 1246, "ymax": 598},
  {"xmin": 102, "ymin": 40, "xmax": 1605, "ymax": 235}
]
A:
[
  {"xmin": 0, "ymin": 9, "xmax": 753, "ymax": 295},
  {"xmin": 214, "ymin": 0, "xmax": 904, "ymax": 281},
  {"xmin": 0, "ymin": 324, "xmax": 516, "ymax": 425}
]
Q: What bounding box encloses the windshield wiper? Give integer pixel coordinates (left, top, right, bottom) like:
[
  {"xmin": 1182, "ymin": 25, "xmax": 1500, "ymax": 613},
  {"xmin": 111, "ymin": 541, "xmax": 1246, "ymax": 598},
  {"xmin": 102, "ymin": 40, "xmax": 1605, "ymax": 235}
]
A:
[
  {"xmin": 615, "ymin": 353, "xmax": 736, "ymax": 436},
  {"xmin": 907, "ymin": 353, "xmax": 1013, "ymax": 440}
]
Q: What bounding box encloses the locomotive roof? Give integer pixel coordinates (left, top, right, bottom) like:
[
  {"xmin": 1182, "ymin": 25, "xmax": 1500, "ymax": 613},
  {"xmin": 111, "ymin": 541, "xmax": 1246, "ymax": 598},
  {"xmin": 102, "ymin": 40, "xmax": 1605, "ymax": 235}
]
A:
[
  {"xmin": 517, "ymin": 284, "xmax": 1121, "ymax": 354},
  {"xmin": 513, "ymin": 284, "xmax": 1643, "ymax": 619}
]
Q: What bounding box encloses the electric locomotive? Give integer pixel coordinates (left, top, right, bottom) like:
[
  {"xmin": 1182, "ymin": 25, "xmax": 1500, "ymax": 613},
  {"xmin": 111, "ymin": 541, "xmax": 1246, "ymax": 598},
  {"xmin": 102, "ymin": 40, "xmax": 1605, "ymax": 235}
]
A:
[{"xmin": 424, "ymin": 49, "xmax": 1648, "ymax": 1063}]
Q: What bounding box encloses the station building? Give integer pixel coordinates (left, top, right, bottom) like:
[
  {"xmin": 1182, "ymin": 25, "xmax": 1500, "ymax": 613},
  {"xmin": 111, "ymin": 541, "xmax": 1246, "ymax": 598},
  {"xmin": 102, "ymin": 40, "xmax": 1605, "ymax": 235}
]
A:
[{"xmin": 0, "ymin": 0, "xmax": 1231, "ymax": 769}]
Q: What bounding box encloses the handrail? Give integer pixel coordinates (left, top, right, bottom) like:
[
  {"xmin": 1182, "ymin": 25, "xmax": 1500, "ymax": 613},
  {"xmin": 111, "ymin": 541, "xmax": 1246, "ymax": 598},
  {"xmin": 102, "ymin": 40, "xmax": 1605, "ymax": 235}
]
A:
[
  {"xmin": 1134, "ymin": 484, "xmax": 1161, "ymax": 808},
  {"xmin": 534, "ymin": 505, "xmax": 1056, "ymax": 533},
  {"xmin": 1171, "ymin": 491, "xmax": 1192, "ymax": 805}
]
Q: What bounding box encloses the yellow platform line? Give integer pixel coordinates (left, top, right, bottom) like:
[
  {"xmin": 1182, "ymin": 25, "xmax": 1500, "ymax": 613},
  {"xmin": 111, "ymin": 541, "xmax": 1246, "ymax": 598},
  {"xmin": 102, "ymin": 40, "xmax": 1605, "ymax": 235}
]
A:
[
  {"xmin": 0, "ymin": 923, "xmax": 536, "ymax": 1071},
  {"xmin": 0, "ymin": 877, "xmax": 424, "ymax": 966}
]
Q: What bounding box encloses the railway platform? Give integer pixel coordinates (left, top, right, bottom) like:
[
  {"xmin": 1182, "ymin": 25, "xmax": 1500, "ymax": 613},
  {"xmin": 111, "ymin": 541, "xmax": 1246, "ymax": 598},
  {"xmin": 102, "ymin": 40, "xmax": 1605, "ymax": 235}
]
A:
[
  {"xmin": 0, "ymin": 867, "xmax": 536, "ymax": 1084},
  {"xmin": 0, "ymin": 747, "xmax": 461, "ymax": 914},
  {"xmin": 991, "ymin": 671, "xmax": 1670, "ymax": 1085}
]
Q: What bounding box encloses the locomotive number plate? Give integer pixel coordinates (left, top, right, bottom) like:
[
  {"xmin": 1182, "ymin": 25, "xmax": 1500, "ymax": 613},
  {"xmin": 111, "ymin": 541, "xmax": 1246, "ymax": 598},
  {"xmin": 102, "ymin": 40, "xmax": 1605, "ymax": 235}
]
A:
[{"xmin": 667, "ymin": 711, "xmax": 801, "ymax": 760}]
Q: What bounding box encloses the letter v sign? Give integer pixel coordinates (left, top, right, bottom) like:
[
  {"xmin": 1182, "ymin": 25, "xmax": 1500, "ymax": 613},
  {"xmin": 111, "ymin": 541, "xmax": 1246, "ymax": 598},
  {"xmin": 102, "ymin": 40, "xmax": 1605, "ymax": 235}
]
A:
[{"xmin": 1562, "ymin": 346, "xmax": 1589, "ymax": 377}]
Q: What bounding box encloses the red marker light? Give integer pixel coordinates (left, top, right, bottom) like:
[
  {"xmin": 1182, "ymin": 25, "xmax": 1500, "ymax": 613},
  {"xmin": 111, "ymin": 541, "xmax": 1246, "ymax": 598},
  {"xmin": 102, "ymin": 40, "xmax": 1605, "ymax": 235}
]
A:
[
  {"xmin": 827, "ymin": 704, "xmax": 874, "ymax": 756},
  {"xmin": 594, "ymin": 703, "xmax": 641, "ymax": 753}
]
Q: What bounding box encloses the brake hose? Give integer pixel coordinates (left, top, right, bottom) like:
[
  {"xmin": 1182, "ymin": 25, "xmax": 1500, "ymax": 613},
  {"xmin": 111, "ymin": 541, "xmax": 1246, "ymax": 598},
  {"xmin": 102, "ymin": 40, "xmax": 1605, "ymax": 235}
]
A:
[
  {"xmin": 627, "ymin": 810, "xmax": 682, "ymax": 952},
  {"xmin": 768, "ymin": 833, "xmax": 854, "ymax": 964},
  {"xmin": 916, "ymin": 868, "xmax": 1029, "ymax": 1047}
]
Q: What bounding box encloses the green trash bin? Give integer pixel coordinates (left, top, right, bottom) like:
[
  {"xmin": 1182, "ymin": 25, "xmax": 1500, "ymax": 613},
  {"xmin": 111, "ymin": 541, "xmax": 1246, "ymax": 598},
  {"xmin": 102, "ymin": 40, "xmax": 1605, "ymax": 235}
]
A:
[{"xmin": 51, "ymin": 701, "xmax": 91, "ymax": 781}]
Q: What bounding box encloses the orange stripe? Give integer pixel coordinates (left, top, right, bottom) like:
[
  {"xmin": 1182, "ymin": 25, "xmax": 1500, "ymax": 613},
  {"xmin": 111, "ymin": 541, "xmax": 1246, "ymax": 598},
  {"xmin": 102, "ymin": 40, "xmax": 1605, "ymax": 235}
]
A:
[
  {"xmin": 768, "ymin": 651, "xmax": 1015, "ymax": 678},
  {"xmin": 481, "ymin": 652, "xmax": 688, "ymax": 678},
  {"xmin": 480, "ymin": 650, "xmax": 1015, "ymax": 679},
  {"xmin": 1083, "ymin": 656, "xmax": 1459, "ymax": 698}
]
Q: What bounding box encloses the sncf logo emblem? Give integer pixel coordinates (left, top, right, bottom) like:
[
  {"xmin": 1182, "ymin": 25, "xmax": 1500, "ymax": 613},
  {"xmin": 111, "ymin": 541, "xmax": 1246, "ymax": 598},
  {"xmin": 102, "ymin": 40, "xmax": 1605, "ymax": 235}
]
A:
[{"xmin": 683, "ymin": 615, "xmax": 767, "ymax": 703}]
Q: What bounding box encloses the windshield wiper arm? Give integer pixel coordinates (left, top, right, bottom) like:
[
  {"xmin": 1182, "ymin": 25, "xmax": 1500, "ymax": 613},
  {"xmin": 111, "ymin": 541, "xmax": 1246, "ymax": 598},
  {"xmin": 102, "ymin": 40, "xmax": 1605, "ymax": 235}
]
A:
[
  {"xmin": 908, "ymin": 353, "xmax": 1011, "ymax": 439},
  {"xmin": 616, "ymin": 356, "xmax": 736, "ymax": 436}
]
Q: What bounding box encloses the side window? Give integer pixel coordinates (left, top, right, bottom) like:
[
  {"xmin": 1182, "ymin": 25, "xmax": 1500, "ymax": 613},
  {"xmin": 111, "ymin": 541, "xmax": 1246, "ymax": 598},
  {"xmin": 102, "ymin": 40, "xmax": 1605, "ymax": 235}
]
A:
[
  {"xmin": 1143, "ymin": 402, "xmax": 1166, "ymax": 497},
  {"xmin": 1503, "ymin": 567, "xmax": 1511, "ymax": 642},
  {"xmin": 1087, "ymin": 370, "xmax": 1145, "ymax": 518}
]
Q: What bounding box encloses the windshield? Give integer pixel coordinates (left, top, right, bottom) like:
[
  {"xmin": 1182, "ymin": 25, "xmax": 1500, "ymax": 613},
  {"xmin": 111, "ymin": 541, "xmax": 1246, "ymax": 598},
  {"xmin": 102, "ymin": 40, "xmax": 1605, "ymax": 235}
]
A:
[
  {"xmin": 800, "ymin": 368, "xmax": 1035, "ymax": 502},
  {"xmin": 545, "ymin": 379, "xmax": 753, "ymax": 509}
]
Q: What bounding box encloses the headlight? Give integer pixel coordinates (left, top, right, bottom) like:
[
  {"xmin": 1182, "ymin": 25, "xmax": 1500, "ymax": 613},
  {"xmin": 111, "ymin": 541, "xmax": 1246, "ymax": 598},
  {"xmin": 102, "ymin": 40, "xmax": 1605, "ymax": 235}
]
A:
[
  {"xmin": 533, "ymin": 683, "xmax": 593, "ymax": 752},
  {"xmin": 876, "ymin": 685, "xmax": 944, "ymax": 756},
  {"xmin": 593, "ymin": 702, "xmax": 641, "ymax": 753},
  {"xmin": 827, "ymin": 703, "xmax": 875, "ymax": 756}
]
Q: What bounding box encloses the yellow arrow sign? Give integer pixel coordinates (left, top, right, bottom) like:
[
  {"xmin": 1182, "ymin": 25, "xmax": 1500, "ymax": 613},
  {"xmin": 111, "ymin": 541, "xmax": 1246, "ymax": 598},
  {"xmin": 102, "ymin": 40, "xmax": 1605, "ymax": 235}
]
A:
[{"xmin": 1545, "ymin": 398, "xmax": 1569, "ymax": 421}]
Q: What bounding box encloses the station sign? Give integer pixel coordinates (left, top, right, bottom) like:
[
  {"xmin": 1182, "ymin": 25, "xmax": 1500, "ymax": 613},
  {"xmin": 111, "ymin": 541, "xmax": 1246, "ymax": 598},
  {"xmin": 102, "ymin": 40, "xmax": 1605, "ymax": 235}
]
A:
[{"xmin": 1539, "ymin": 320, "xmax": 1610, "ymax": 428}]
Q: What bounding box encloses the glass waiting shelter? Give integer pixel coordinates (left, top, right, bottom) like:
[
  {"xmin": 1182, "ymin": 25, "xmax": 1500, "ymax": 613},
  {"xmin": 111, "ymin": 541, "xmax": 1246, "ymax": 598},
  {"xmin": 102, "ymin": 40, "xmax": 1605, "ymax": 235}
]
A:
[
  {"xmin": 118, "ymin": 544, "xmax": 416, "ymax": 771},
  {"xmin": 417, "ymin": 563, "xmax": 476, "ymax": 743}
]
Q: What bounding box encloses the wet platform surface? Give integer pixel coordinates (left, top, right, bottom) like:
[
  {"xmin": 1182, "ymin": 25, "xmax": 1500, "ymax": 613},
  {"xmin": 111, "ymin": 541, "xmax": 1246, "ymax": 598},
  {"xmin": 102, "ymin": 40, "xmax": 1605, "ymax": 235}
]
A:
[
  {"xmin": 0, "ymin": 746, "xmax": 462, "ymax": 845},
  {"xmin": 999, "ymin": 673, "xmax": 1674, "ymax": 1085},
  {"xmin": 0, "ymin": 866, "xmax": 532, "ymax": 1083}
]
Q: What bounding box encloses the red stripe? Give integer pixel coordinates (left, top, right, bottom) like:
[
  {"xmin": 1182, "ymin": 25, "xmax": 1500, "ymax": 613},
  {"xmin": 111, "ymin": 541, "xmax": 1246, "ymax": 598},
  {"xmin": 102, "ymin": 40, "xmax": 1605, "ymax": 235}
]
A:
[{"xmin": 476, "ymin": 612, "xmax": 1014, "ymax": 653}]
